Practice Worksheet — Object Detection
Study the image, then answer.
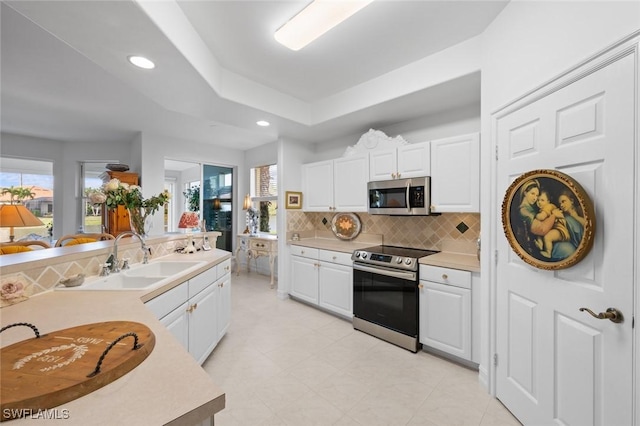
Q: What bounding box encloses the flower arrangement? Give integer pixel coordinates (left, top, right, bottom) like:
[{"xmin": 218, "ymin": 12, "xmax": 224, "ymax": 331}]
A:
[
  {"xmin": 94, "ymin": 178, "xmax": 170, "ymax": 236},
  {"xmin": 101, "ymin": 178, "xmax": 170, "ymax": 215}
]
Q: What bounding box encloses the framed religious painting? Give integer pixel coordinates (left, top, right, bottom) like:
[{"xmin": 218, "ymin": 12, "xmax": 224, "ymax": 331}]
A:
[
  {"xmin": 285, "ymin": 191, "xmax": 302, "ymax": 209},
  {"xmin": 501, "ymin": 169, "xmax": 595, "ymax": 270}
]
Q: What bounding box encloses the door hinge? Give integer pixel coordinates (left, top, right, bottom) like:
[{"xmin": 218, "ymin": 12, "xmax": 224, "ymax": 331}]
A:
[
  {"xmin": 495, "ymin": 146, "xmax": 498, "ymax": 161},
  {"xmin": 494, "ymin": 353, "xmax": 498, "ymax": 367},
  {"xmin": 494, "ymin": 250, "xmax": 499, "ymax": 265},
  {"xmin": 632, "ymin": 316, "xmax": 635, "ymax": 328}
]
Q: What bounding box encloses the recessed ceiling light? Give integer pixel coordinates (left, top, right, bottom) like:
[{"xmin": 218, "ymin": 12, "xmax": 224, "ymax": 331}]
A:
[
  {"xmin": 128, "ymin": 55, "xmax": 155, "ymax": 70},
  {"xmin": 256, "ymin": 120, "xmax": 270, "ymax": 127},
  {"xmin": 274, "ymin": 0, "xmax": 373, "ymax": 51}
]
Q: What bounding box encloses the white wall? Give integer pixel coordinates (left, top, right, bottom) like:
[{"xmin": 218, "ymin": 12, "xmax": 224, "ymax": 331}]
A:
[
  {"xmin": 277, "ymin": 138, "xmax": 315, "ymax": 298},
  {"xmin": 480, "ymin": 0, "xmax": 640, "ymax": 394}
]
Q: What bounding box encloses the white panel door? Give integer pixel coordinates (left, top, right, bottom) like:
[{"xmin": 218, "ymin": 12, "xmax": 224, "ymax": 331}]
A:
[{"xmin": 494, "ymin": 47, "xmax": 635, "ymax": 424}]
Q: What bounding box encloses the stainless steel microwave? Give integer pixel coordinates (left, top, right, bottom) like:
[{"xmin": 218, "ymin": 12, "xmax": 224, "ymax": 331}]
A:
[{"xmin": 368, "ymin": 177, "xmax": 433, "ymax": 215}]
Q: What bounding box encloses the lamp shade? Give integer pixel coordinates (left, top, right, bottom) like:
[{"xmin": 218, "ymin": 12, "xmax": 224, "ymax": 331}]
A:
[
  {"xmin": 243, "ymin": 194, "xmax": 252, "ymax": 210},
  {"xmin": 0, "ymin": 204, "xmax": 44, "ymax": 242},
  {"xmin": 178, "ymin": 211, "xmax": 200, "ymax": 229}
]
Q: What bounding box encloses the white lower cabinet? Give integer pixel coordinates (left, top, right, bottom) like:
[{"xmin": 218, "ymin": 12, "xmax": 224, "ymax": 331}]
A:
[
  {"xmin": 146, "ymin": 258, "xmax": 231, "ymax": 364},
  {"xmin": 290, "ymin": 245, "xmax": 353, "ymax": 318},
  {"xmin": 419, "ymin": 265, "xmax": 472, "ymax": 362}
]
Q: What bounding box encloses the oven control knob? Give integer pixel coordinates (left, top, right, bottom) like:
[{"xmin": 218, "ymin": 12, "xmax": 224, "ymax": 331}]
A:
[
  {"xmin": 354, "ymin": 252, "xmax": 361, "ymax": 258},
  {"xmin": 362, "ymin": 253, "xmax": 368, "ymax": 259},
  {"xmin": 404, "ymin": 259, "xmax": 412, "ymax": 265}
]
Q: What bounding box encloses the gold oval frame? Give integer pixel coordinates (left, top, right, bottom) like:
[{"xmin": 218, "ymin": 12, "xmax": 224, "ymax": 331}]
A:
[{"xmin": 501, "ymin": 169, "xmax": 595, "ymax": 270}]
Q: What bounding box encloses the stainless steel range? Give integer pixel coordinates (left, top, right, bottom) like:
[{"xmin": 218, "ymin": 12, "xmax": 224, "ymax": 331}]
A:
[{"xmin": 351, "ymin": 245, "xmax": 438, "ymax": 352}]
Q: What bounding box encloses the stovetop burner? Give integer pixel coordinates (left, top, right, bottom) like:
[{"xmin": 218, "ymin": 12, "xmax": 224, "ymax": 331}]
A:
[
  {"xmin": 359, "ymin": 245, "xmax": 439, "ymax": 258},
  {"xmin": 351, "ymin": 245, "xmax": 439, "ymax": 271}
]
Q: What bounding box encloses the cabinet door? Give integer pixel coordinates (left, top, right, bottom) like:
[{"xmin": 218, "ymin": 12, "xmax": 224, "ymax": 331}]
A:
[
  {"xmin": 397, "ymin": 141, "xmax": 430, "ymax": 179},
  {"xmin": 217, "ymin": 275, "xmax": 231, "ymax": 342},
  {"xmin": 369, "ymin": 148, "xmax": 398, "ymax": 181},
  {"xmin": 333, "ymin": 154, "xmax": 369, "ymax": 212},
  {"xmin": 303, "ymin": 160, "xmax": 334, "ymax": 211},
  {"xmin": 290, "ymin": 255, "xmax": 319, "ymax": 304},
  {"xmin": 419, "ymin": 280, "xmax": 471, "ymax": 360},
  {"xmin": 188, "ymin": 283, "xmax": 219, "ymax": 365},
  {"xmin": 430, "ymin": 133, "xmax": 480, "ymax": 213},
  {"xmin": 160, "ymin": 302, "xmax": 189, "ymax": 351},
  {"xmin": 318, "ymin": 261, "xmax": 352, "ymax": 318}
]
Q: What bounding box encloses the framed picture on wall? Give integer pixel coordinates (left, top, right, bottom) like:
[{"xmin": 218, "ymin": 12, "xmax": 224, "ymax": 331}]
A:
[
  {"xmin": 501, "ymin": 169, "xmax": 595, "ymax": 270},
  {"xmin": 285, "ymin": 191, "xmax": 302, "ymax": 209}
]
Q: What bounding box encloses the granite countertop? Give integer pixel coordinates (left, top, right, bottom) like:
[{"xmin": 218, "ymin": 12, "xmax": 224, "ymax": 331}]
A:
[{"xmin": 1, "ymin": 250, "xmax": 231, "ymax": 425}]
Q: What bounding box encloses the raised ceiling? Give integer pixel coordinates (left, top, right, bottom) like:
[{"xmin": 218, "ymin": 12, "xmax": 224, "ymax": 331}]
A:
[{"xmin": 1, "ymin": 1, "xmax": 508, "ymax": 150}]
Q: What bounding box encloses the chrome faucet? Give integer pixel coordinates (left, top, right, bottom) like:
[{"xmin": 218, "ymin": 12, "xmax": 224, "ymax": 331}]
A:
[{"xmin": 109, "ymin": 231, "xmax": 149, "ymax": 273}]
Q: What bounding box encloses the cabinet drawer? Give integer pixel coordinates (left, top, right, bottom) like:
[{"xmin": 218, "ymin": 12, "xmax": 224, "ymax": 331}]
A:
[
  {"xmin": 290, "ymin": 245, "xmax": 319, "ymax": 259},
  {"xmin": 318, "ymin": 250, "xmax": 352, "ymax": 266},
  {"xmin": 145, "ymin": 282, "xmax": 188, "ymax": 319},
  {"xmin": 420, "ymin": 265, "xmax": 470, "ymax": 289},
  {"xmin": 188, "ymin": 266, "xmax": 217, "ymax": 298},
  {"xmin": 217, "ymin": 259, "xmax": 232, "ymax": 277},
  {"xmin": 250, "ymin": 240, "xmax": 273, "ymax": 250}
]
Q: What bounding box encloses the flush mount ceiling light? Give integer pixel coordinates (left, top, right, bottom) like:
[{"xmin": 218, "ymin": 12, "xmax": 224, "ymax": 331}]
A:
[
  {"xmin": 127, "ymin": 55, "xmax": 155, "ymax": 70},
  {"xmin": 256, "ymin": 120, "xmax": 270, "ymax": 127},
  {"xmin": 274, "ymin": 0, "xmax": 373, "ymax": 51}
]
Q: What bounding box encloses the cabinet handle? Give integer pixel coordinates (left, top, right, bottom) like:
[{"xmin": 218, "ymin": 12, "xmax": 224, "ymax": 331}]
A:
[
  {"xmin": 332, "ymin": 256, "xmax": 337, "ymax": 260},
  {"xmin": 301, "ymin": 250, "xmax": 305, "ymax": 254},
  {"xmin": 442, "ymin": 274, "xmax": 448, "ymax": 280},
  {"xmin": 187, "ymin": 303, "xmax": 198, "ymax": 313},
  {"xmin": 391, "ymin": 173, "xmax": 396, "ymax": 179},
  {"xmin": 397, "ymin": 173, "xmax": 401, "ymax": 178},
  {"xmin": 418, "ymin": 284, "xmax": 424, "ymax": 289}
]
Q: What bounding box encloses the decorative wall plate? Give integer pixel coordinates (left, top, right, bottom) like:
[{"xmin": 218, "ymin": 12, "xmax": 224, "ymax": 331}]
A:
[
  {"xmin": 501, "ymin": 169, "xmax": 595, "ymax": 270},
  {"xmin": 331, "ymin": 213, "xmax": 362, "ymax": 240}
]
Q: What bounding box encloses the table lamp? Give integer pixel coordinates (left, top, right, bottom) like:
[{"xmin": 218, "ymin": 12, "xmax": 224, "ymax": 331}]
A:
[
  {"xmin": 242, "ymin": 194, "xmax": 251, "ymax": 234},
  {"xmin": 0, "ymin": 204, "xmax": 44, "ymax": 242},
  {"xmin": 178, "ymin": 211, "xmax": 200, "ymax": 253}
]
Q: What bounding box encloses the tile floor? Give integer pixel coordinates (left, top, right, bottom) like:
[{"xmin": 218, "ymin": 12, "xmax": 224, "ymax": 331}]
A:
[{"xmin": 202, "ymin": 272, "xmax": 522, "ymax": 426}]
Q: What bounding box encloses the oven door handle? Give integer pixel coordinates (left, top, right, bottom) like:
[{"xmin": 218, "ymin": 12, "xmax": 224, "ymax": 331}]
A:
[{"xmin": 353, "ymin": 263, "xmax": 417, "ymax": 281}]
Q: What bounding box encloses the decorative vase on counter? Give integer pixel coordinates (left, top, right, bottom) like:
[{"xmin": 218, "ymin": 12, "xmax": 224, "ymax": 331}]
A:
[{"xmin": 127, "ymin": 207, "xmax": 153, "ymax": 238}]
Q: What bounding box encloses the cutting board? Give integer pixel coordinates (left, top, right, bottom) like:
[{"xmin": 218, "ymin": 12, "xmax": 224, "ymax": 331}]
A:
[{"xmin": 1, "ymin": 321, "xmax": 155, "ymax": 422}]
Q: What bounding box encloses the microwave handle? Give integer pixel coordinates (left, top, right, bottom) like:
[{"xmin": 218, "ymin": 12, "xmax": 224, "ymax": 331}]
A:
[{"xmin": 406, "ymin": 180, "xmax": 411, "ymax": 213}]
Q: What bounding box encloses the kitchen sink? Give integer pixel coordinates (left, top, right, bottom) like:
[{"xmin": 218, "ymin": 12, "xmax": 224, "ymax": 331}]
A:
[
  {"xmin": 125, "ymin": 261, "xmax": 204, "ymax": 277},
  {"xmin": 57, "ymin": 259, "xmax": 207, "ymax": 291},
  {"xmin": 79, "ymin": 275, "xmax": 164, "ymax": 290}
]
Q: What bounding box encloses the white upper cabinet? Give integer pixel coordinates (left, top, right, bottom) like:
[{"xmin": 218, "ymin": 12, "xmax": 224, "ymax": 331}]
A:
[
  {"xmin": 333, "ymin": 154, "xmax": 369, "ymax": 211},
  {"xmin": 303, "ymin": 154, "xmax": 368, "ymax": 212},
  {"xmin": 369, "ymin": 141, "xmax": 430, "ymax": 181},
  {"xmin": 430, "ymin": 133, "xmax": 480, "ymax": 213},
  {"xmin": 303, "ymin": 160, "xmax": 334, "ymax": 211}
]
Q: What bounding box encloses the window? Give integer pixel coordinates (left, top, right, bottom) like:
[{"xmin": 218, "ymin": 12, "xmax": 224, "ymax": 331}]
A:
[
  {"xmin": 81, "ymin": 162, "xmax": 107, "ymax": 233},
  {"xmin": 250, "ymin": 164, "xmax": 277, "ymax": 234},
  {"xmin": 0, "ymin": 157, "xmax": 52, "ymax": 241}
]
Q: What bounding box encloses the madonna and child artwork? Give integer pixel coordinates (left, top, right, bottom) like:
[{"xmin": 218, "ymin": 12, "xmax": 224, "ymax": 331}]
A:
[{"xmin": 502, "ymin": 169, "xmax": 595, "ymax": 270}]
